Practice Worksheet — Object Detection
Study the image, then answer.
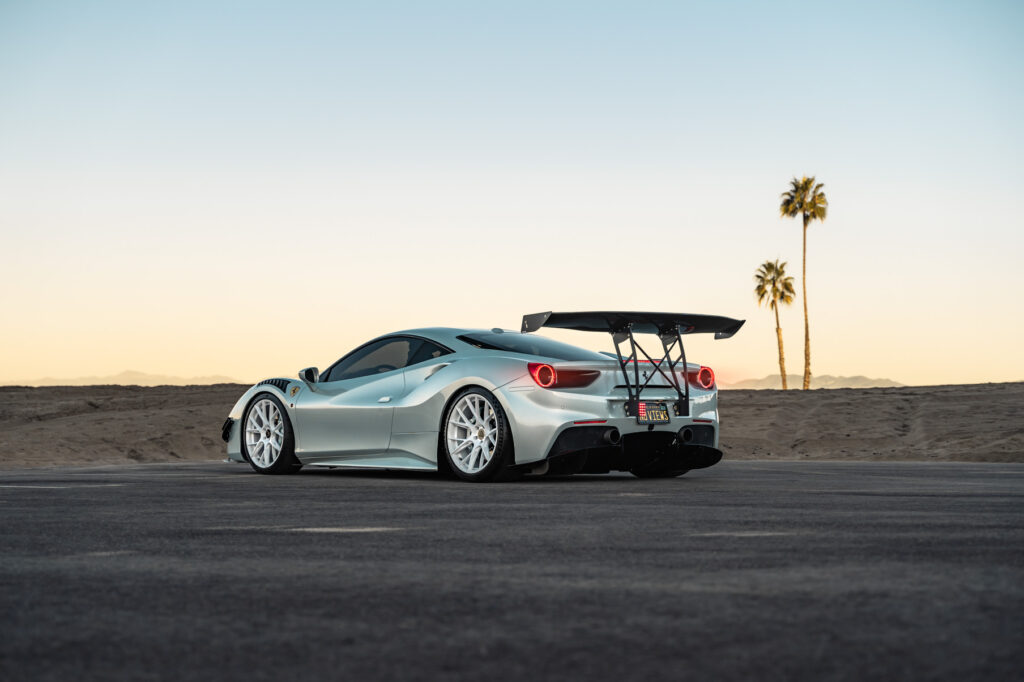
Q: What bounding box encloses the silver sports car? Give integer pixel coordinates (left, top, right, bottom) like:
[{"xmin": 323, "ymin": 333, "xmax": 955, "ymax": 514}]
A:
[{"xmin": 222, "ymin": 311, "xmax": 744, "ymax": 481}]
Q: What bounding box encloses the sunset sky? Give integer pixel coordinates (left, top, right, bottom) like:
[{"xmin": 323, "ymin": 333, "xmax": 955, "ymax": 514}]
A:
[{"xmin": 1, "ymin": 1, "xmax": 1022, "ymax": 386}]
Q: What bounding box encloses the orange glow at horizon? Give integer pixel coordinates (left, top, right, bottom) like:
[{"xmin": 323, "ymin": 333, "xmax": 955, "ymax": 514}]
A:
[{"xmin": 2, "ymin": 170, "xmax": 1022, "ymax": 387}]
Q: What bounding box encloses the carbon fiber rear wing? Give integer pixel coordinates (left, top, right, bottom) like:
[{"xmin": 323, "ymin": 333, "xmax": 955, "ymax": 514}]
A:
[{"xmin": 521, "ymin": 311, "xmax": 744, "ymax": 418}]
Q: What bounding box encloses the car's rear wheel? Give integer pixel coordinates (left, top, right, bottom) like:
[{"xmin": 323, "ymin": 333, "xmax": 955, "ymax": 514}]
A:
[
  {"xmin": 442, "ymin": 387, "xmax": 516, "ymax": 482},
  {"xmin": 242, "ymin": 393, "xmax": 302, "ymax": 475}
]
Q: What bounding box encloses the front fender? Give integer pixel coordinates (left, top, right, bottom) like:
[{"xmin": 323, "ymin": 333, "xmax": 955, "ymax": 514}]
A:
[{"xmin": 225, "ymin": 378, "xmax": 304, "ymax": 461}]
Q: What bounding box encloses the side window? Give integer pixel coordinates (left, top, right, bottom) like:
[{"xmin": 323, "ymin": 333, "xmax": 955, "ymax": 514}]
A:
[
  {"xmin": 323, "ymin": 338, "xmax": 415, "ymax": 382},
  {"xmin": 408, "ymin": 340, "xmax": 450, "ymax": 366}
]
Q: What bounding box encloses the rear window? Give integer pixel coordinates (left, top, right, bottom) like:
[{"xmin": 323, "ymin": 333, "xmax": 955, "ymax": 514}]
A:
[{"xmin": 457, "ymin": 333, "xmax": 607, "ymax": 362}]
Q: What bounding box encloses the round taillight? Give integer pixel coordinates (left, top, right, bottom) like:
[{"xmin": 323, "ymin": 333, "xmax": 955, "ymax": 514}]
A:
[
  {"xmin": 529, "ymin": 363, "xmax": 557, "ymax": 388},
  {"xmin": 697, "ymin": 366, "xmax": 715, "ymax": 389}
]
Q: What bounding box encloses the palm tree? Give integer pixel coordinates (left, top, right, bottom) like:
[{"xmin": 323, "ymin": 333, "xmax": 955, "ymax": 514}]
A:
[
  {"xmin": 779, "ymin": 176, "xmax": 827, "ymax": 390},
  {"xmin": 754, "ymin": 260, "xmax": 796, "ymax": 389}
]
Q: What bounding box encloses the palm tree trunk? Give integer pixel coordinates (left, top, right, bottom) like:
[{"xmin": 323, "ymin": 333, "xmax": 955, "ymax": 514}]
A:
[
  {"xmin": 774, "ymin": 304, "xmax": 787, "ymax": 390},
  {"xmin": 801, "ymin": 215, "xmax": 811, "ymax": 390}
]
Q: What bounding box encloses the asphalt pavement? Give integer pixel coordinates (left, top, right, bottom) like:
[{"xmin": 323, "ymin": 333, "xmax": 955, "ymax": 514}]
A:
[{"xmin": 1, "ymin": 461, "xmax": 1021, "ymax": 681}]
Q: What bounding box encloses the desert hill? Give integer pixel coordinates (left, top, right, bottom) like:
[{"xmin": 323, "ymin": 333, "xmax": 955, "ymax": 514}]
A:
[
  {"xmin": 0, "ymin": 382, "xmax": 1021, "ymax": 469},
  {"xmin": 2, "ymin": 370, "xmax": 242, "ymax": 387}
]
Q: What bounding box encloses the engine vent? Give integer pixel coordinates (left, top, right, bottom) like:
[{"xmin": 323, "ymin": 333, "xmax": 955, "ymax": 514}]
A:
[{"xmin": 257, "ymin": 378, "xmax": 290, "ymax": 392}]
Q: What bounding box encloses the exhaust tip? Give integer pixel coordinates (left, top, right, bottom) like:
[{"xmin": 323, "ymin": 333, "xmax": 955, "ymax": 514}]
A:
[
  {"xmin": 603, "ymin": 427, "xmax": 621, "ymax": 445},
  {"xmin": 679, "ymin": 427, "xmax": 694, "ymax": 444}
]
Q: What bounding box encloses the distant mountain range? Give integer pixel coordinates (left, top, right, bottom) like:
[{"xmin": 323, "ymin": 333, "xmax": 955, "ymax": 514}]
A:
[
  {"xmin": 2, "ymin": 370, "xmax": 243, "ymax": 387},
  {"xmin": 723, "ymin": 374, "xmax": 904, "ymax": 390}
]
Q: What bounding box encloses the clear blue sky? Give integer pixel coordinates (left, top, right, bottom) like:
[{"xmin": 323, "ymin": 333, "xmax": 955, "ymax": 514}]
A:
[
  {"xmin": 1, "ymin": 1, "xmax": 1022, "ymax": 385},
  {"xmin": 3, "ymin": 1, "xmax": 1021, "ymax": 174}
]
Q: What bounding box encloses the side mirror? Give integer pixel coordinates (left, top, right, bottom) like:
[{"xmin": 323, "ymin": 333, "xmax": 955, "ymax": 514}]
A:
[{"xmin": 299, "ymin": 367, "xmax": 319, "ymax": 385}]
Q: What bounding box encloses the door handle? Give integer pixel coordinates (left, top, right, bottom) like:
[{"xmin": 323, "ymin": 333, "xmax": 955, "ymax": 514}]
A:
[{"xmin": 378, "ymin": 396, "xmax": 391, "ymax": 403}]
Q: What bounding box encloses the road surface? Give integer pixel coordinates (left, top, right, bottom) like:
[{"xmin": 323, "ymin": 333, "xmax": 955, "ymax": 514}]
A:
[{"xmin": 1, "ymin": 461, "xmax": 1021, "ymax": 680}]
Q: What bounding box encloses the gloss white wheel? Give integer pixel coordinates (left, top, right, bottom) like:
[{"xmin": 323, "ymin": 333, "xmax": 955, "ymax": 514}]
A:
[
  {"xmin": 245, "ymin": 398, "xmax": 285, "ymax": 469},
  {"xmin": 445, "ymin": 393, "xmax": 499, "ymax": 475}
]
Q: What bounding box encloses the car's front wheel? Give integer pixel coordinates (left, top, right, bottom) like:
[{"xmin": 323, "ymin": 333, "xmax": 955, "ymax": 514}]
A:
[
  {"xmin": 442, "ymin": 387, "xmax": 516, "ymax": 482},
  {"xmin": 242, "ymin": 393, "xmax": 302, "ymax": 475}
]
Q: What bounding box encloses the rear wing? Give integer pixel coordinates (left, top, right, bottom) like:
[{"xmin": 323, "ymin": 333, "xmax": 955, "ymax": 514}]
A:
[
  {"xmin": 521, "ymin": 311, "xmax": 744, "ymax": 418},
  {"xmin": 521, "ymin": 310, "xmax": 744, "ymax": 339}
]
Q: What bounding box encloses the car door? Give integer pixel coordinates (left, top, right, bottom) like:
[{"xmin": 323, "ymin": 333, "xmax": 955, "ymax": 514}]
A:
[
  {"xmin": 391, "ymin": 340, "xmax": 455, "ymax": 434},
  {"xmin": 293, "ymin": 337, "xmax": 417, "ymax": 459}
]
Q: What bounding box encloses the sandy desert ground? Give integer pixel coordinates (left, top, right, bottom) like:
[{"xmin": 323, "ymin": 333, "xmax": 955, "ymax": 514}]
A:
[{"xmin": 0, "ymin": 382, "xmax": 1021, "ymax": 469}]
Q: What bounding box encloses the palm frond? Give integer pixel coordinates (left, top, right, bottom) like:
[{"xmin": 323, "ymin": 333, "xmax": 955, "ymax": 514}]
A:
[
  {"xmin": 753, "ymin": 259, "xmax": 795, "ymax": 310},
  {"xmin": 780, "ymin": 175, "xmax": 828, "ymax": 226}
]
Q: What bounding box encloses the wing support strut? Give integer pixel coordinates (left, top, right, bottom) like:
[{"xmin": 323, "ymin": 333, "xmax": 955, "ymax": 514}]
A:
[{"xmin": 610, "ymin": 321, "xmax": 691, "ymax": 418}]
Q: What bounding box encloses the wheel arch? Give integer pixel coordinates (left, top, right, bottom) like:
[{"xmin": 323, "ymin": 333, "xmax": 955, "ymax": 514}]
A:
[
  {"xmin": 437, "ymin": 383, "xmax": 518, "ymax": 467},
  {"xmin": 238, "ymin": 390, "xmax": 303, "ymax": 475}
]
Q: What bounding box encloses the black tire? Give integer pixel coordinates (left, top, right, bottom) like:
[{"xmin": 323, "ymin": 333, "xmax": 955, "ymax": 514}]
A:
[
  {"xmin": 440, "ymin": 387, "xmax": 518, "ymax": 482},
  {"xmin": 241, "ymin": 392, "xmax": 302, "ymax": 475}
]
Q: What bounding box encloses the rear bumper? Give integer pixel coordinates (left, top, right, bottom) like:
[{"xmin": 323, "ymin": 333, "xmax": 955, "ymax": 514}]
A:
[
  {"xmin": 495, "ymin": 382, "xmax": 719, "ymax": 466},
  {"xmin": 547, "ymin": 423, "xmax": 716, "ymax": 457},
  {"xmin": 541, "ymin": 424, "xmax": 722, "ymax": 474}
]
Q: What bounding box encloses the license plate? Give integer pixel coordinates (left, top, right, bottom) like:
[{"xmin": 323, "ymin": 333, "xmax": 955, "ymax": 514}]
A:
[{"xmin": 636, "ymin": 402, "xmax": 670, "ymax": 425}]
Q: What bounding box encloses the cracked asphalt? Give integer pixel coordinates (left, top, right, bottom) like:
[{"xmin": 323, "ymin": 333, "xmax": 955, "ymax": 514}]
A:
[{"xmin": 1, "ymin": 461, "xmax": 1021, "ymax": 681}]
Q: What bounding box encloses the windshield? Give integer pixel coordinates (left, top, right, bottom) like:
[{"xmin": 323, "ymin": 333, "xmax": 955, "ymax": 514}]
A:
[{"xmin": 457, "ymin": 332, "xmax": 608, "ymax": 362}]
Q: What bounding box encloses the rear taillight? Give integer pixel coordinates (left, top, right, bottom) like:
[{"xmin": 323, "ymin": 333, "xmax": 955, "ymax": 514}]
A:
[
  {"xmin": 685, "ymin": 366, "xmax": 715, "ymax": 390},
  {"xmin": 528, "ymin": 363, "xmax": 556, "ymax": 387},
  {"xmin": 528, "ymin": 363, "xmax": 600, "ymax": 389}
]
